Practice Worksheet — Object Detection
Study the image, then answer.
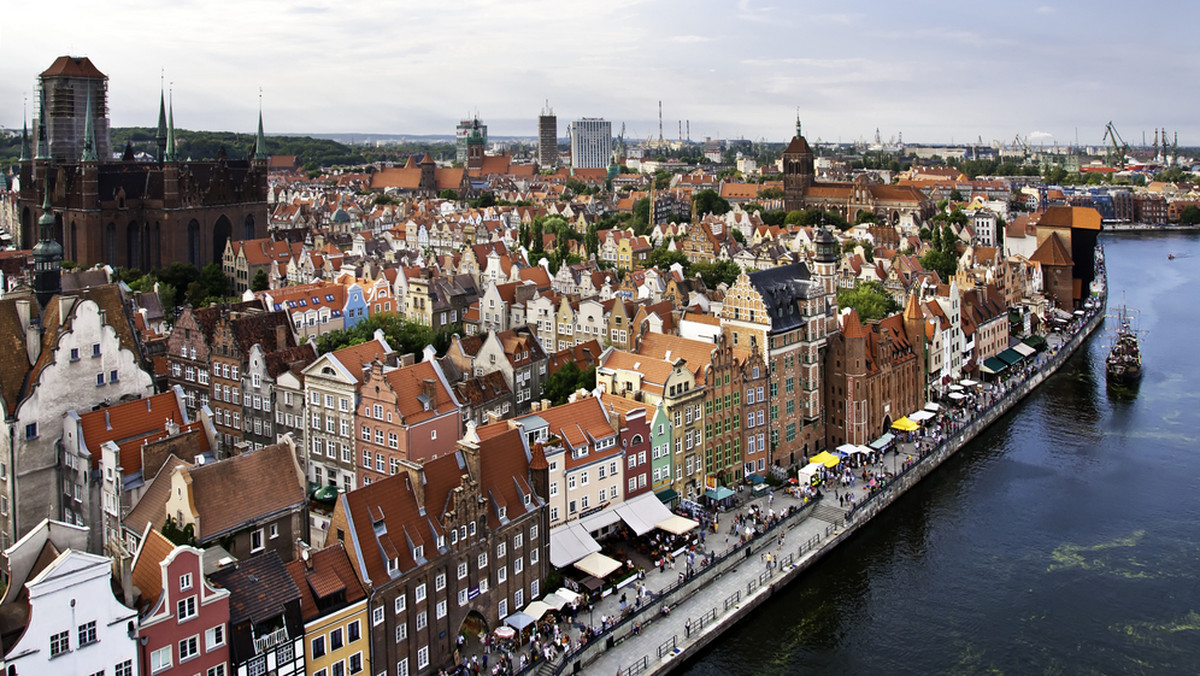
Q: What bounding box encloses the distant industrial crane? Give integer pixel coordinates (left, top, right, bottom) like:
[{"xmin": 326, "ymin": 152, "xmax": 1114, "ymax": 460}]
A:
[
  {"xmin": 1103, "ymin": 121, "xmax": 1130, "ymax": 168},
  {"xmin": 1012, "ymin": 134, "xmax": 1030, "ymax": 161}
]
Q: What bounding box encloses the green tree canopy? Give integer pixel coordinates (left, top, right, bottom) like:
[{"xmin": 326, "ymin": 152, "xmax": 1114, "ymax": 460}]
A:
[
  {"xmin": 837, "ymin": 280, "xmax": 901, "ymax": 322},
  {"xmin": 690, "ymin": 260, "xmax": 742, "ymax": 288},
  {"xmin": 439, "ymin": 189, "xmax": 459, "ymax": 200},
  {"xmin": 692, "ymin": 189, "xmax": 731, "ymax": 217},
  {"xmin": 315, "ymin": 313, "xmax": 459, "ymax": 358},
  {"xmin": 251, "ymin": 268, "xmax": 270, "ymax": 292},
  {"xmin": 1179, "ymin": 205, "xmax": 1200, "ymax": 225},
  {"xmin": 542, "ymin": 361, "xmax": 597, "ymax": 406}
]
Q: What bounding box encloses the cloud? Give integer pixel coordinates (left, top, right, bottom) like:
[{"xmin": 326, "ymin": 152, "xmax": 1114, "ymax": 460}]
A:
[
  {"xmin": 1036, "ymin": 5, "xmax": 1055, "ymax": 14},
  {"xmin": 670, "ymin": 35, "xmax": 713, "ymax": 44}
]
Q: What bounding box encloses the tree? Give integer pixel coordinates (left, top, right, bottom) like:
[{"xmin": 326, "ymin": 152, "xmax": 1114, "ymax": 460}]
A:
[
  {"xmin": 692, "ymin": 189, "xmax": 731, "ymax": 217},
  {"xmin": 647, "ymin": 247, "xmax": 690, "ymax": 273},
  {"xmin": 918, "ymin": 226, "xmax": 932, "ymax": 242},
  {"xmin": 730, "ymin": 229, "xmax": 746, "ymax": 245},
  {"xmin": 251, "ymin": 268, "xmax": 270, "ymax": 292},
  {"xmin": 759, "ymin": 186, "xmax": 784, "ymax": 199},
  {"xmin": 837, "ymin": 280, "xmax": 901, "ymax": 322},
  {"xmin": 200, "ymin": 262, "xmax": 230, "ymax": 300},
  {"xmin": 855, "ymin": 211, "xmax": 879, "ymax": 224},
  {"xmin": 690, "ymin": 260, "xmax": 742, "ymax": 288},
  {"xmin": 439, "ymin": 189, "xmax": 459, "ymax": 200},
  {"xmin": 316, "ymin": 313, "xmax": 458, "ymax": 358},
  {"xmin": 949, "ymin": 188, "xmax": 964, "ymax": 202},
  {"xmin": 162, "ymin": 516, "xmax": 196, "ymax": 547},
  {"xmin": 920, "ymin": 249, "xmax": 957, "ymax": 281},
  {"xmin": 585, "ymin": 224, "xmax": 600, "ymax": 258},
  {"xmin": 1180, "ymin": 205, "xmax": 1200, "ymax": 225},
  {"xmin": 542, "ymin": 362, "xmax": 598, "ymax": 405}
]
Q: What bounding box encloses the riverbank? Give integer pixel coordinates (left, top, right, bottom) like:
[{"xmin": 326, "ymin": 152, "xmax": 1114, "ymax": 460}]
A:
[
  {"xmin": 564, "ymin": 283, "xmax": 1107, "ymax": 676},
  {"xmin": 1102, "ymin": 223, "xmax": 1199, "ymax": 231}
]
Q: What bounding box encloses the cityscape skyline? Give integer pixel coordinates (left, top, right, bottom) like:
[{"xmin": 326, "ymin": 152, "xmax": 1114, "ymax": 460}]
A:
[{"xmin": 3, "ymin": 0, "xmax": 1197, "ymax": 148}]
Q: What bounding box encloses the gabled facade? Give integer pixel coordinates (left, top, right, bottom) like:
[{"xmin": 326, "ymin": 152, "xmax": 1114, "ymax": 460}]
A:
[{"xmin": 328, "ymin": 427, "xmax": 548, "ymax": 676}]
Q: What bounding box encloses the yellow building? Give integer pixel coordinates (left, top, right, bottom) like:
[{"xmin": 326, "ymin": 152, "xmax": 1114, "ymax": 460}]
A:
[{"xmin": 286, "ymin": 543, "xmax": 371, "ymax": 676}]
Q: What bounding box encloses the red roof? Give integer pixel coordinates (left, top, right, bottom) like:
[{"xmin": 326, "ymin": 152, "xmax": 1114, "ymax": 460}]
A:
[
  {"xmin": 41, "ymin": 55, "xmax": 105, "ymax": 78},
  {"xmin": 76, "ymin": 392, "xmax": 190, "ymax": 472}
]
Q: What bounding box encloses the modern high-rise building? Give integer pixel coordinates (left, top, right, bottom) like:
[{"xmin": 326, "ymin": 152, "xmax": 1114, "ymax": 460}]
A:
[
  {"xmin": 35, "ymin": 56, "xmax": 113, "ymax": 162},
  {"xmin": 538, "ymin": 103, "xmax": 557, "ymax": 169},
  {"xmin": 456, "ymin": 116, "xmax": 487, "ymax": 164},
  {"xmin": 569, "ymin": 118, "xmax": 612, "ymax": 169}
]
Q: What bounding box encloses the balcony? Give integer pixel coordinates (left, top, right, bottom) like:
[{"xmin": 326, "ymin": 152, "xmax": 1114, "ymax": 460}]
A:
[{"xmin": 253, "ymin": 626, "xmax": 289, "ymax": 655}]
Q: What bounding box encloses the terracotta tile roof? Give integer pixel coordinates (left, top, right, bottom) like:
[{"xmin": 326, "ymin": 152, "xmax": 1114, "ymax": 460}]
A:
[
  {"xmin": 385, "ymin": 360, "xmax": 458, "ymax": 425},
  {"xmin": 188, "ymin": 442, "xmax": 305, "ymax": 540},
  {"xmin": 41, "ymin": 55, "xmax": 105, "ymax": 78},
  {"xmin": 0, "ymin": 298, "xmax": 35, "ymax": 417},
  {"xmin": 635, "ymin": 332, "xmax": 748, "ymax": 379},
  {"xmin": 547, "ymin": 340, "xmax": 602, "ymax": 377},
  {"xmin": 130, "ymin": 529, "xmax": 175, "ymax": 609},
  {"xmin": 76, "ymin": 391, "xmax": 188, "ymax": 472},
  {"xmin": 340, "ymin": 427, "xmax": 534, "ymax": 583},
  {"xmin": 600, "ymin": 349, "xmax": 673, "ymax": 396},
  {"xmin": 1039, "ymin": 205, "xmax": 1102, "ymax": 230},
  {"xmin": 1031, "ymin": 232, "xmax": 1073, "ymax": 267},
  {"xmin": 284, "ymin": 542, "xmax": 367, "ymax": 622},
  {"xmin": 332, "ymin": 338, "xmax": 394, "ymax": 384},
  {"xmin": 784, "ymin": 135, "xmax": 812, "ymax": 154}
]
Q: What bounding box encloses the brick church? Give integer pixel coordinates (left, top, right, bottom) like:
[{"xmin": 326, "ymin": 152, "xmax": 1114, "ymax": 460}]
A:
[{"xmin": 14, "ymin": 56, "xmax": 268, "ymax": 270}]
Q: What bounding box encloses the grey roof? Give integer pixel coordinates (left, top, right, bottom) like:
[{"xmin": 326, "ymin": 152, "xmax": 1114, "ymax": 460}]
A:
[{"xmin": 747, "ymin": 262, "xmax": 818, "ymax": 333}]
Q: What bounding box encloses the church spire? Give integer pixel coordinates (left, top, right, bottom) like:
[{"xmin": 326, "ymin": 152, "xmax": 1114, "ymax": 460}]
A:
[
  {"xmin": 165, "ymin": 90, "xmax": 177, "ymax": 162},
  {"xmin": 81, "ymin": 91, "xmax": 98, "ymax": 163},
  {"xmin": 19, "ymin": 114, "xmax": 30, "ymax": 162},
  {"xmin": 795, "ymin": 108, "xmax": 802, "ymax": 139},
  {"xmin": 254, "ymin": 98, "xmax": 268, "ymax": 161},
  {"xmin": 35, "ymin": 95, "xmax": 49, "ymax": 161},
  {"xmin": 33, "ymin": 184, "xmax": 63, "ymax": 308},
  {"xmin": 156, "ymin": 84, "xmax": 168, "ymax": 162}
]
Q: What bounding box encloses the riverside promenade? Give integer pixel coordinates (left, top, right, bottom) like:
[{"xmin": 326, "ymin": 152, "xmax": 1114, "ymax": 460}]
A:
[{"xmin": 506, "ymin": 277, "xmax": 1108, "ymax": 676}]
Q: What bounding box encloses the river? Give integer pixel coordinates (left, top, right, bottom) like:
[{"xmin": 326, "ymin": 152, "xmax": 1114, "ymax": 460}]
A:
[{"xmin": 680, "ymin": 231, "xmax": 1200, "ymax": 675}]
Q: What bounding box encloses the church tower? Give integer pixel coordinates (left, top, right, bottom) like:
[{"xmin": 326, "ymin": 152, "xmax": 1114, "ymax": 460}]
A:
[
  {"xmin": 466, "ymin": 120, "xmax": 484, "ymax": 171},
  {"xmin": 155, "ymin": 88, "xmax": 168, "ymax": 162},
  {"xmin": 33, "ymin": 186, "xmax": 63, "ymax": 308},
  {"xmin": 903, "ymin": 290, "xmax": 928, "ymax": 394},
  {"xmin": 813, "ymin": 226, "xmax": 839, "ymax": 336},
  {"xmin": 782, "ymin": 115, "xmax": 815, "ymax": 212}
]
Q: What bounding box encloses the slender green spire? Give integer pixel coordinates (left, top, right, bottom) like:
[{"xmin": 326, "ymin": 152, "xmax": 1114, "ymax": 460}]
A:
[
  {"xmin": 254, "ymin": 105, "xmax": 268, "ymax": 160},
  {"xmin": 156, "ymin": 88, "xmax": 168, "ymax": 157},
  {"xmin": 81, "ymin": 91, "xmax": 98, "ymax": 162},
  {"xmin": 165, "ymin": 91, "xmax": 177, "ymax": 162},
  {"xmin": 35, "ymin": 95, "xmax": 49, "ymax": 160},
  {"xmin": 19, "ymin": 116, "xmax": 30, "ymax": 162}
]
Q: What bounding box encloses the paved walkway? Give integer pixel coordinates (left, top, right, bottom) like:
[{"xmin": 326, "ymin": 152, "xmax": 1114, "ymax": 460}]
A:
[{"xmin": 454, "ymin": 313, "xmax": 1097, "ymax": 676}]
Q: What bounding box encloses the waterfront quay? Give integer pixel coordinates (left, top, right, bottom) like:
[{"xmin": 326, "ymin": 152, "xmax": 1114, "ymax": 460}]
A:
[{"xmin": 511, "ymin": 284, "xmax": 1107, "ymax": 676}]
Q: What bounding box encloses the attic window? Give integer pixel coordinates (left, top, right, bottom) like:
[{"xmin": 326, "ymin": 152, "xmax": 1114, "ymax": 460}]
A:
[
  {"xmin": 498, "ymin": 506, "xmax": 507, "ymax": 520},
  {"xmin": 388, "ymin": 557, "xmax": 399, "ymax": 573},
  {"xmin": 413, "ymin": 545, "xmax": 424, "ymax": 560},
  {"xmin": 523, "ymin": 494, "xmax": 532, "ymax": 507}
]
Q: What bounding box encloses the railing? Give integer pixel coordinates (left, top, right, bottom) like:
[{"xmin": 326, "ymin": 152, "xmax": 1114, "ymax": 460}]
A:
[
  {"xmin": 723, "ymin": 591, "xmax": 741, "ymax": 611},
  {"xmin": 621, "ymin": 655, "xmax": 650, "ymax": 676},
  {"xmin": 657, "ymin": 636, "xmax": 677, "ymax": 659},
  {"xmin": 252, "ymin": 626, "xmax": 289, "ymax": 655}
]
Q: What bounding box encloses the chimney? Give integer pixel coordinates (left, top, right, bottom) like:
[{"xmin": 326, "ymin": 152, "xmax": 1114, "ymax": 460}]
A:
[
  {"xmin": 276, "ymin": 323, "xmax": 288, "ymax": 349},
  {"xmin": 422, "ymin": 379, "xmax": 437, "ymax": 407},
  {"xmin": 530, "ymin": 401, "xmax": 540, "ymax": 413},
  {"xmin": 485, "ymin": 411, "xmax": 502, "ymax": 425}
]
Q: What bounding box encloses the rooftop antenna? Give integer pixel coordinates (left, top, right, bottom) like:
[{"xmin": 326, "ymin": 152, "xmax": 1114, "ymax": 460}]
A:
[{"xmin": 658, "ymin": 101, "xmax": 664, "ymax": 143}]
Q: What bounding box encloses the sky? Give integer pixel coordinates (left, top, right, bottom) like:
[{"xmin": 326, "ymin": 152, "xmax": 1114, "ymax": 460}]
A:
[{"xmin": 2, "ymin": 0, "xmax": 1197, "ymax": 148}]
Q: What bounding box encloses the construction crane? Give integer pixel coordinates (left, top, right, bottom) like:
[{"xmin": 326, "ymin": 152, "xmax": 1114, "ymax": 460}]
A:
[
  {"xmin": 1103, "ymin": 121, "xmax": 1130, "ymax": 168},
  {"xmin": 1012, "ymin": 134, "xmax": 1030, "ymax": 162}
]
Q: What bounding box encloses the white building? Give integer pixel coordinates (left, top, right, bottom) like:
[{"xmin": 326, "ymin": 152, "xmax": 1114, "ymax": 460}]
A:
[
  {"xmin": 2, "ymin": 548, "xmax": 138, "ymax": 676},
  {"xmin": 569, "ymin": 118, "xmax": 613, "ymax": 169},
  {"xmin": 0, "ymin": 289, "xmax": 155, "ymax": 550}
]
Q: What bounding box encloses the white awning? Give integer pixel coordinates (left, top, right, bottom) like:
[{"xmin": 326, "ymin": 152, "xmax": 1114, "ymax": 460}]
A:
[
  {"xmin": 573, "ymin": 552, "xmax": 623, "ymax": 578},
  {"xmin": 1012, "ymin": 343, "xmax": 1037, "ymax": 357},
  {"xmin": 798, "ymin": 462, "xmax": 823, "ymax": 480},
  {"xmin": 554, "ymin": 587, "xmax": 582, "ymax": 605},
  {"xmin": 855, "ymin": 445, "xmax": 874, "ymax": 456},
  {"xmin": 908, "ymin": 410, "xmax": 935, "ymax": 422},
  {"xmin": 549, "ymin": 522, "xmax": 601, "ymax": 569},
  {"xmin": 542, "ymin": 593, "xmax": 568, "ymax": 610},
  {"xmin": 836, "ymin": 443, "xmax": 859, "ymax": 456},
  {"xmin": 655, "ymin": 514, "xmax": 699, "ymax": 535},
  {"xmin": 948, "ymin": 392, "xmax": 967, "ymax": 400},
  {"xmin": 522, "ymin": 601, "xmax": 554, "ymax": 622},
  {"xmin": 959, "ymin": 379, "xmax": 979, "ymax": 387},
  {"xmin": 578, "ymin": 509, "xmax": 621, "ymax": 533},
  {"xmin": 924, "ymin": 402, "xmax": 941, "ymax": 411},
  {"xmin": 613, "ymin": 492, "xmax": 674, "ymax": 536}
]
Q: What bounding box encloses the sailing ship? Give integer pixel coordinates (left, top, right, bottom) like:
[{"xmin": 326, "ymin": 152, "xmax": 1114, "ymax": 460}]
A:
[{"xmin": 1106, "ymin": 306, "xmax": 1142, "ymax": 384}]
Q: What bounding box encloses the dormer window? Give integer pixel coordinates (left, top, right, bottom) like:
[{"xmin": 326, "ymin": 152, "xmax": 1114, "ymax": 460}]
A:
[
  {"xmin": 498, "ymin": 506, "xmax": 507, "ymax": 520},
  {"xmin": 413, "ymin": 545, "xmax": 424, "ymax": 560},
  {"xmin": 388, "ymin": 557, "xmax": 399, "ymax": 573},
  {"xmin": 437, "ymin": 535, "xmax": 446, "ymax": 549},
  {"xmin": 523, "ymin": 493, "xmax": 532, "ymax": 507}
]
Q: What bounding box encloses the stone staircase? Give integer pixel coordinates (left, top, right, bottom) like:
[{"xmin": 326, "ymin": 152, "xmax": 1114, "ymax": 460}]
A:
[{"xmin": 810, "ymin": 503, "xmax": 847, "ymax": 524}]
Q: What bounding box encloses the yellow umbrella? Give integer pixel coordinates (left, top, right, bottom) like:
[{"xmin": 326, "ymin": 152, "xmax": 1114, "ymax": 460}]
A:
[{"xmin": 891, "ymin": 417, "xmax": 919, "ymax": 432}]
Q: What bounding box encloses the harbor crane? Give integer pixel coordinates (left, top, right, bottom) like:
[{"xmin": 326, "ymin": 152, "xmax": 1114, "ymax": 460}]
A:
[{"xmin": 1103, "ymin": 121, "xmax": 1130, "ymax": 168}]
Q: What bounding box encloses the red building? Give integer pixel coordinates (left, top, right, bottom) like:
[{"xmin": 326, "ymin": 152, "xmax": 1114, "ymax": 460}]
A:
[
  {"xmin": 356, "ymin": 357, "xmax": 462, "ymax": 485},
  {"xmin": 132, "ymin": 530, "xmax": 231, "ymax": 676}
]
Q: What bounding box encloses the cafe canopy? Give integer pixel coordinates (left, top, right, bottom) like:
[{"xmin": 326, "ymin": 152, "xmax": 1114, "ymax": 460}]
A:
[
  {"xmin": 891, "ymin": 417, "xmax": 920, "ymax": 432},
  {"xmin": 655, "ymin": 514, "xmax": 700, "ymax": 536},
  {"xmin": 908, "ymin": 410, "xmax": 935, "ymax": 422},
  {"xmin": 981, "ymin": 356, "xmax": 1008, "ymax": 375},
  {"xmin": 573, "ymin": 552, "xmax": 622, "ymax": 579}
]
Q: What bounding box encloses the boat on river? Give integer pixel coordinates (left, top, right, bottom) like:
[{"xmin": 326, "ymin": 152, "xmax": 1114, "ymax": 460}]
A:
[{"xmin": 1106, "ymin": 306, "xmax": 1142, "ymax": 384}]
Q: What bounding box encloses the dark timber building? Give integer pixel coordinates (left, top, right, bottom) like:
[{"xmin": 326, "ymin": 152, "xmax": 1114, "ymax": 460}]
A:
[{"xmin": 16, "ymin": 56, "xmax": 269, "ymax": 270}]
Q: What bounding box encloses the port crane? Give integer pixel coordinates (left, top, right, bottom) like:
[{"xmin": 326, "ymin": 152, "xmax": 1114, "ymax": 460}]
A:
[{"xmin": 1103, "ymin": 121, "xmax": 1130, "ymax": 168}]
